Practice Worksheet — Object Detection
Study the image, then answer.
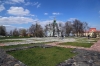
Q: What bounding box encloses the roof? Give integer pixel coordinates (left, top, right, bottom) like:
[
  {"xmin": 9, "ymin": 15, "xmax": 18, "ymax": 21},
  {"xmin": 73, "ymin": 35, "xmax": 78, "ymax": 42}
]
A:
[
  {"xmin": 84, "ymin": 28, "xmax": 100, "ymax": 33},
  {"xmin": 89, "ymin": 28, "xmax": 96, "ymax": 32}
]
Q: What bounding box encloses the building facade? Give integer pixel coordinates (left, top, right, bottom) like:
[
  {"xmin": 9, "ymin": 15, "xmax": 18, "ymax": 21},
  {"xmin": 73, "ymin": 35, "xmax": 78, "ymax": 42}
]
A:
[
  {"xmin": 84, "ymin": 28, "xmax": 100, "ymax": 38},
  {"xmin": 45, "ymin": 19, "xmax": 62, "ymax": 37}
]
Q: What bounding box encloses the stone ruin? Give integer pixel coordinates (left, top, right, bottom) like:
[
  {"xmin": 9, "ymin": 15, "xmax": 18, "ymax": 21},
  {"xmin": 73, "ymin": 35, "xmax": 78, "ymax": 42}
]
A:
[
  {"xmin": 0, "ymin": 48, "xmax": 26, "ymax": 66},
  {"xmin": 1, "ymin": 44, "xmax": 100, "ymax": 66}
]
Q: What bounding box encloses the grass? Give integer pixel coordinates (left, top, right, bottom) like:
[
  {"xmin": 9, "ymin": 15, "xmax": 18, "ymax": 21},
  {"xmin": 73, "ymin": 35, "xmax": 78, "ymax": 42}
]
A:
[
  {"xmin": 0, "ymin": 39, "xmax": 23, "ymax": 43},
  {"xmin": 75, "ymin": 37, "xmax": 99, "ymax": 43},
  {"xmin": 0, "ymin": 36, "xmax": 30, "ymax": 39},
  {"xmin": 0, "ymin": 41, "xmax": 56, "ymax": 49},
  {"xmin": 7, "ymin": 47, "xmax": 76, "ymax": 66},
  {"xmin": 59, "ymin": 42, "xmax": 93, "ymax": 48},
  {"xmin": 0, "ymin": 44, "xmax": 35, "ymax": 49}
]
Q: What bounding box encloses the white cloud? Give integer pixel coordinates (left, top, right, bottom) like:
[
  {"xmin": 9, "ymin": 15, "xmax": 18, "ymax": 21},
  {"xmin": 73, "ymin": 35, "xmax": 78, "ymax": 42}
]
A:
[
  {"xmin": 7, "ymin": 6, "xmax": 30, "ymax": 16},
  {"xmin": 44, "ymin": 13, "xmax": 48, "ymax": 15},
  {"xmin": 0, "ymin": 5, "xmax": 5, "ymax": 12},
  {"xmin": 37, "ymin": 20, "xmax": 65, "ymax": 28},
  {"xmin": 3, "ymin": 25, "xmax": 11, "ymax": 26},
  {"xmin": 11, "ymin": 0, "xmax": 25, "ymax": 3},
  {"xmin": 99, "ymin": 11, "xmax": 100, "ymax": 14},
  {"xmin": 0, "ymin": 16, "xmax": 37, "ymax": 25},
  {"xmin": 25, "ymin": 2, "xmax": 32, "ymax": 5},
  {"xmin": 67, "ymin": 18, "xmax": 77, "ymax": 22},
  {"xmin": 33, "ymin": 2, "xmax": 39, "ymax": 5},
  {"xmin": 1, "ymin": 25, "xmax": 16, "ymax": 32},
  {"xmin": 5, "ymin": 0, "xmax": 24, "ymax": 4},
  {"xmin": 37, "ymin": 4, "xmax": 41, "ymax": 8},
  {"xmin": 52, "ymin": 12, "xmax": 60, "ymax": 15},
  {"xmin": 33, "ymin": 2, "xmax": 41, "ymax": 8},
  {"xmin": 49, "ymin": 16, "xmax": 56, "ymax": 19},
  {"xmin": 25, "ymin": 2, "xmax": 41, "ymax": 8}
]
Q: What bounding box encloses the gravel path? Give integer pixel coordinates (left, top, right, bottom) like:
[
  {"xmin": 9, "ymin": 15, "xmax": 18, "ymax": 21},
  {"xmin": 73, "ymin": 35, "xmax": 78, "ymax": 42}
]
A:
[{"xmin": 0, "ymin": 37, "xmax": 75, "ymax": 46}]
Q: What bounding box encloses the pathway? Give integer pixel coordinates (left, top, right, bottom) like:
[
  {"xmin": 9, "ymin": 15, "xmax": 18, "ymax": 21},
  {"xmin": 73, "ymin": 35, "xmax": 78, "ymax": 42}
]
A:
[
  {"xmin": 47, "ymin": 40, "xmax": 100, "ymax": 52},
  {"xmin": 0, "ymin": 37, "xmax": 75, "ymax": 46}
]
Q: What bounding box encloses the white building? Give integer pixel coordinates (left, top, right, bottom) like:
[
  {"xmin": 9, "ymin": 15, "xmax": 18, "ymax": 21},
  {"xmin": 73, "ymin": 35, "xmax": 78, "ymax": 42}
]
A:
[{"xmin": 45, "ymin": 19, "xmax": 62, "ymax": 37}]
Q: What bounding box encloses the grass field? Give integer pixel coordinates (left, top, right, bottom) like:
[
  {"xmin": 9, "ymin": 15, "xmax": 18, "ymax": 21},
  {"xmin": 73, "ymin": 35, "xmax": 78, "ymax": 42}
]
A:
[
  {"xmin": 7, "ymin": 47, "xmax": 76, "ymax": 66},
  {"xmin": 1, "ymin": 37, "xmax": 99, "ymax": 66},
  {"xmin": 0, "ymin": 36, "xmax": 30, "ymax": 39},
  {"xmin": 0, "ymin": 40, "xmax": 23, "ymax": 43},
  {"xmin": 59, "ymin": 37, "xmax": 99, "ymax": 48},
  {"xmin": 0, "ymin": 43, "xmax": 37, "ymax": 49},
  {"xmin": 59, "ymin": 42, "xmax": 93, "ymax": 47},
  {"xmin": 75, "ymin": 37, "xmax": 99, "ymax": 43},
  {"xmin": 0, "ymin": 41, "xmax": 56, "ymax": 49}
]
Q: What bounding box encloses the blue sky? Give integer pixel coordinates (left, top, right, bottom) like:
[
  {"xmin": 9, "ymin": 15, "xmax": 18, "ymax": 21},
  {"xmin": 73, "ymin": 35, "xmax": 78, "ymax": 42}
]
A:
[{"xmin": 0, "ymin": 0, "xmax": 100, "ymax": 31}]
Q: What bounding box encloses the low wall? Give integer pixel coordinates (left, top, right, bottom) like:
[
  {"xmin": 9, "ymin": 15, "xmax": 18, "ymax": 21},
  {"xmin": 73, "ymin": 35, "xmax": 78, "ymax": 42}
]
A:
[{"xmin": 0, "ymin": 48, "xmax": 26, "ymax": 66}]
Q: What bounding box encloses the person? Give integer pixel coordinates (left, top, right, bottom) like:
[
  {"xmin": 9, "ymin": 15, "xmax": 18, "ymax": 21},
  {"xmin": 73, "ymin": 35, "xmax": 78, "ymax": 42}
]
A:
[
  {"xmin": 61, "ymin": 34, "xmax": 64, "ymax": 39},
  {"xmin": 88, "ymin": 35, "xmax": 90, "ymax": 39}
]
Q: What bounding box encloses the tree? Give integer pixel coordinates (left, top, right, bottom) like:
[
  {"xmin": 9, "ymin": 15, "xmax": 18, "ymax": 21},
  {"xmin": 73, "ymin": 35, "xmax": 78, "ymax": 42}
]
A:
[
  {"xmin": 65, "ymin": 21, "xmax": 72, "ymax": 36},
  {"xmin": 29, "ymin": 24, "xmax": 36, "ymax": 34},
  {"xmin": 13, "ymin": 28, "xmax": 19, "ymax": 36},
  {"xmin": 0, "ymin": 26, "xmax": 6, "ymax": 36},
  {"xmin": 83, "ymin": 22, "xmax": 90, "ymax": 36},
  {"xmin": 57, "ymin": 23, "xmax": 63, "ymax": 37},
  {"xmin": 92, "ymin": 32, "xmax": 97, "ymax": 38},
  {"xmin": 10, "ymin": 30, "xmax": 13, "ymax": 36},
  {"xmin": 44, "ymin": 24, "xmax": 49, "ymax": 36},
  {"xmin": 73, "ymin": 19, "xmax": 84, "ymax": 36},
  {"xmin": 34, "ymin": 23, "xmax": 44, "ymax": 37},
  {"xmin": 19, "ymin": 29, "xmax": 27, "ymax": 37},
  {"xmin": 29, "ymin": 23, "xmax": 44, "ymax": 37}
]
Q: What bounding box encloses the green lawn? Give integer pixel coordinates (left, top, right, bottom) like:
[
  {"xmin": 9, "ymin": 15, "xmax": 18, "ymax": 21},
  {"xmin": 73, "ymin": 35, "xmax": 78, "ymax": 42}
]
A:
[
  {"xmin": 0, "ymin": 40, "xmax": 23, "ymax": 43},
  {"xmin": 0, "ymin": 43, "xmax": 43, "ymax": 49},
  {"xmin": 0, "ymin": 36, "xmax": 30, "ymax": 39},
  {"xmin": 59, "ymin": 42, "xmax": 93, "ymax": 48},
  {"xmin": 0, "ymin": 41, "xmax": 56, "ymax": 49},
  {"xmin": 7, "ymin": 47, "xmax": 76, "ymax": 66}
]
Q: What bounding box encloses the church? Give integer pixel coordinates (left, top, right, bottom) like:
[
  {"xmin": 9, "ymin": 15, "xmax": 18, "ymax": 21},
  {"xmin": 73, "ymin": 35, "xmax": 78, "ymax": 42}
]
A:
[{"xmin": 45, "ymin": 19, "xmax": 62, "ymax": 37}]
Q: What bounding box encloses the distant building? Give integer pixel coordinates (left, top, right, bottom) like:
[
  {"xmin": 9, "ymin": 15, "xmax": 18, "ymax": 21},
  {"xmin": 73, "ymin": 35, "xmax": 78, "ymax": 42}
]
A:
[
  {"xmin": 84, "ymin": 28, "xmax": 100, "ymax": 38},
  {"xmin": 45, "ymin": 19, "xmax": 62, "ymax": 37}
]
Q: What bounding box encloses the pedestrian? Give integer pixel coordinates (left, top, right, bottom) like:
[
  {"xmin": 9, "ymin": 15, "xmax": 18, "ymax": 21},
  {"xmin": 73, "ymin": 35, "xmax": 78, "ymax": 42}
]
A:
[
  {"xmin": 61, "ymin": 34, "xmax": 64, "ymax": 39},
  {"xmin": 88, "ymin": 35, "xmax": 90, "ymax": 39}
]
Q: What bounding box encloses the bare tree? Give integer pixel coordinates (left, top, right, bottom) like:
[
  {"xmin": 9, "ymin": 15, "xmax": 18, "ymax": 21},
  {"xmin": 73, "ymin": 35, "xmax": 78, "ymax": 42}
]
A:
[
  {"xmin": 0, "ymin": 26, "xmax": 6, "ymax": 36},
  {"xmin": 13, "ymin": 28, "xmax": 19, "ymax": 36},
  {"xmin": 29, "ymin": 24, "xmax": 35, "ymax": 34},
  {"xmin": 65, "ymin": 21, "xmax": 72, "ymax": 36},
  {"xmin": 83, "ymin": 22, "xmax": 90, "ymax": 36},
  {"xmin": 19, "ymin": 29, "xmax": 27, "ymax": 37},
  {"xmin": 29, "ymin": 23, "xmax": 44, "ymax": 37},
  {"xmin": 34, "ymin": 23, "xmax": 44, "ymax": 37},
  {"xmin": 58, "ymin": 23, "xmax": 64, "ymax": 36},
  {"xmin": 73, "ymin": 19, "xmax": 84, "ymax": 36},
  {"xmin": 10, "ymin": 30, "xmax": 13, "ymax": 36}
]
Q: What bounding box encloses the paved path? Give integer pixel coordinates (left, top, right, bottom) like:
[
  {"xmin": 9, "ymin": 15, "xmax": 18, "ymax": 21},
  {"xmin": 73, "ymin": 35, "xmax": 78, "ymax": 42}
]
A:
[
  {"xmin": 0, "ymin": 43, "xmax": 5, "ymax": 46},
  {"xmin": 47, "ymin": 40, "xmax": 100, "ymax": 52},
  {"xmin": 0, "ymin": 37, "xmax": 75, "ymax": 46}
]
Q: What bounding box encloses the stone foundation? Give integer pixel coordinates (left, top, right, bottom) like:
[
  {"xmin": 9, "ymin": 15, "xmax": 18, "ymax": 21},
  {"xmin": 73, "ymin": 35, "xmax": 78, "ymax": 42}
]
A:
[{"xmin": 57, "ymin": 49, "xmax": 100, "ymax": 66}]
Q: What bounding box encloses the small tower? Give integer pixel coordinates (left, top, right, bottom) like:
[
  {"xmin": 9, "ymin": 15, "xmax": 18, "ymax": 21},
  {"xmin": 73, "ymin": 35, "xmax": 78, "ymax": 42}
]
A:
[{"xmin": 53, "ymin": 18, "xmax": 57, "ymax": 37}]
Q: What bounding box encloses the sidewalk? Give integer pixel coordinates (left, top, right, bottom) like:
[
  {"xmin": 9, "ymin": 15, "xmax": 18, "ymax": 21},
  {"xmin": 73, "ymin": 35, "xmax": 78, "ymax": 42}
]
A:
[{"xmin": 0, "ymin": 43, "xmax": 5, "ymax": 46}]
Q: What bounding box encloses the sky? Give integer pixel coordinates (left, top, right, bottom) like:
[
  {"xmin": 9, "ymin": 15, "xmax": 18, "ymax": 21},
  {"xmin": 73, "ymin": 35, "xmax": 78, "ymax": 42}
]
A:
[{"xmin": 0, "ymin": 0, "xmax": 100, "ymax": 31}]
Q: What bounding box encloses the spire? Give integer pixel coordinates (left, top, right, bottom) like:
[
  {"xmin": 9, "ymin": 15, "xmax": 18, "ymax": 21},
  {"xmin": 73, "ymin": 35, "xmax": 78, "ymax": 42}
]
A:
[{"xmin": 53, "ymin": 17, "xmax": 56, "ymax": 25}]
